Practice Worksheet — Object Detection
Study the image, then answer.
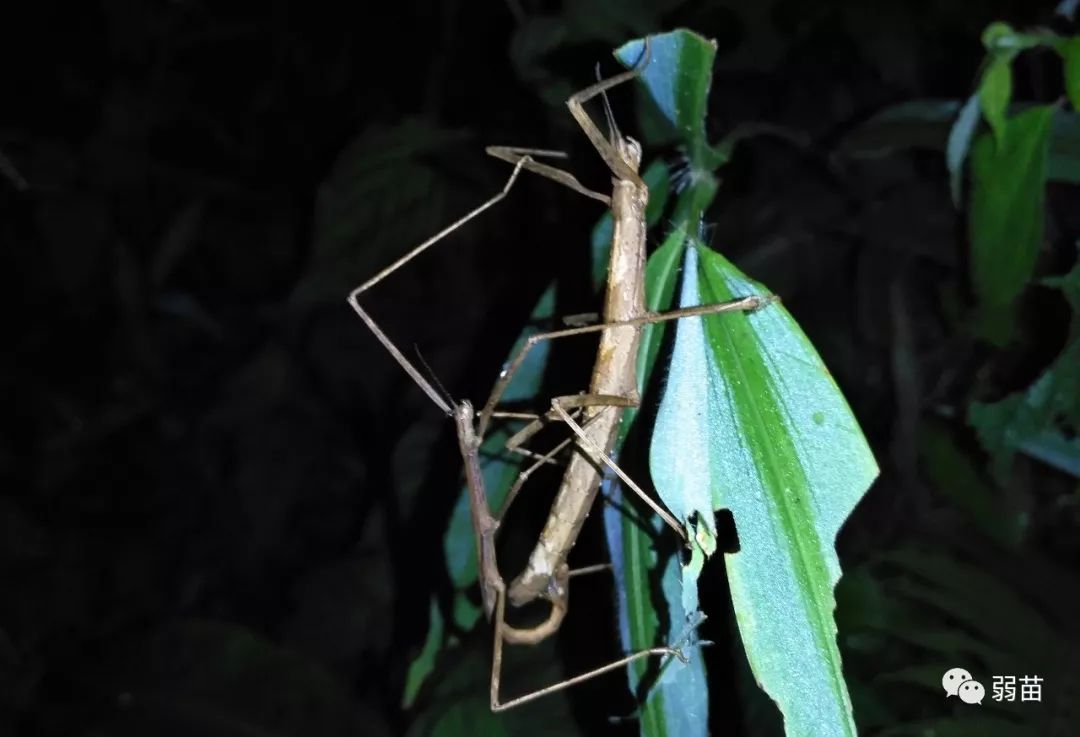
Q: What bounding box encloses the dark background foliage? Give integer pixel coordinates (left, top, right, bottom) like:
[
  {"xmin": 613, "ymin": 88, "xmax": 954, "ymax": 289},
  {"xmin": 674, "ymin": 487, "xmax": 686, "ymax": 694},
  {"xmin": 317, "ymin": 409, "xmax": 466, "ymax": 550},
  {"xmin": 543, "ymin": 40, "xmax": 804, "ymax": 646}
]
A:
[{"xmin": 3, "ymin": 1, "xmax": 1078, "ymax": 735}]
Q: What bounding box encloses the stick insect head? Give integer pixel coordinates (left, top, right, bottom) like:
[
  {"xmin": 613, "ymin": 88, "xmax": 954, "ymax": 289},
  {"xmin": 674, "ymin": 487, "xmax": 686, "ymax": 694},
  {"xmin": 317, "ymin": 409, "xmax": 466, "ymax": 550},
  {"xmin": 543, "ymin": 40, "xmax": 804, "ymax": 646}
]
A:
[
  {"xmin": 616, "ymin": 136, "xmax": 643, "ymax": 173},
  {"xmin": 454, "ymin": 399, "xmax": 475, "ymax": 426},
  {"xmin": 453, "ymin": 400, "xmax": 481, "ymax": 451}
]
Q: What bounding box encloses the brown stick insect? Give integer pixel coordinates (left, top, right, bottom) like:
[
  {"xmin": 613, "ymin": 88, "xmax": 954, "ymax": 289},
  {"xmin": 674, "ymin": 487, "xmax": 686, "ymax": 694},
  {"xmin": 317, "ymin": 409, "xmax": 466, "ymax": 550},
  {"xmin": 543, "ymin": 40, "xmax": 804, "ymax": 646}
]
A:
[{"xmin": 347, "ymin": 38, "xmax": 772, "ymax": 711}]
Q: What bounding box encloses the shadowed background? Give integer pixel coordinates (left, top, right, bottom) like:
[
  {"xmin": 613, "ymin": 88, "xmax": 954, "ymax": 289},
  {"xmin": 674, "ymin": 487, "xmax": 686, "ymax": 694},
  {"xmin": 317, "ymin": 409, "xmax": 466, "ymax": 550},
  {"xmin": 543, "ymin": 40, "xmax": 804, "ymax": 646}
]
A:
[{"xmin": 3, "ymin": 1, "xmax": 1078, "ymax": 735}]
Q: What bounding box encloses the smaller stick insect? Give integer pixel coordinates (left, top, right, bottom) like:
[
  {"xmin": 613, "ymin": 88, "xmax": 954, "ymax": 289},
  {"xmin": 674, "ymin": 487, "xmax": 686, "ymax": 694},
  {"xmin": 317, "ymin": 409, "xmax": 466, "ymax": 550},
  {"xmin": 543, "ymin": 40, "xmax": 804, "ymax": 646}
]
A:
[{"xmin": 348, "ymin": 38, "xmax": 771, "ymax": 710}]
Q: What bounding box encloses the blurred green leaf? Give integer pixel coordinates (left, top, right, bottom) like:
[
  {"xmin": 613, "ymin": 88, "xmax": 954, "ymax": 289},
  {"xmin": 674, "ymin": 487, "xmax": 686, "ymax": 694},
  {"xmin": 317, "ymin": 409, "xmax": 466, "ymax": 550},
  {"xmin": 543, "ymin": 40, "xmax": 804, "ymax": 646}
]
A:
[
  {"xmin": 405, "ymin": 638, "xmax": 580, "ymax": 737},
  {"xmin": 104, "ymin": 620, "xmax": 388, "ymax": 737},
  {"xmin": 1064, "ymin": 36, "xmax": 1080, "ymax": 111},
  {"xmin": 843, "ymin": 547, "xmax": 1080, "ymax": 737},
  {"xmin": 947, "ymin": 95, "xmax": 983, "ymax": 205},
  {"xmin": 978, "ymin": 57, "xmax": 1013, "ymax": 145},
  {"xmin": 1047, "ymin": 109, "xmax": 1080, "ymax": 181},
  {"xmin": 969, "ymin": 104, "xmax": 1054, "ymax": 307},
  {"xmin": 919, "ymin": 421, "xmax": 1026, "ymax": 547},
  {"xmin": 508, "ymin": 1, "xmax": 691, "ymax": 108},
  {"xmin": 839, "ymin": 99, "xmax": 965, "ymax": 156},
  {"xmin": 403, "ymin": 598, "xmax": 445, "ymax": 709},
  {"xmin": 840, "ymin": 101, "xmax": 1080, "ymax": 184},
  {"xmin": 969, "ymin": 256, "xmax": 1080, "ymax": 477},
  {"xmin": 882, "ymin": 549, "xmax": 1064, "ymax": 666},
  {"xmin": 981, "ymin": 22, "xmax": 1018, "ymax": 51},
  {"xmin": 294, "ymin": 119, "xmax": 466, "ymax": 305},
  {"xmin": 980, "ymin": 22, "xmax": 1049, "ymax": 56},
  {"xmin": 1015, "ymin": 429, "xmax": 1080, "ymax": 477}
]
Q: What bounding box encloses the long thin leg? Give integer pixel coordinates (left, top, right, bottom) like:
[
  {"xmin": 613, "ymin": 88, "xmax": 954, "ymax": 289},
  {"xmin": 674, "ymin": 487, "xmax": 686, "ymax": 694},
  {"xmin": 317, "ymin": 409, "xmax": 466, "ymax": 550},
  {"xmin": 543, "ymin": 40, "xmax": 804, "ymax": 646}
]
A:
[
  {"xmin": 501, "ymin": 407, "xmax": 584, "ymax": 463},
  {"xmin": 477, "ymin": 294, "xmax": 776, "ymax": 435},
  {"xmin": 491, "ymin": 410, "xmax": 574, "ymax": 464},
  {"xmin": 489, "ymin": 584, "xmax": 684, "ymax": 712},
  {"xmin": 486, "ymin": 146, "xmax": 610, "ymax": 205},
  {"xmin": 568, "ymin": 563, "xmax": 611, "ymax": 577},
  {"xmin": 502, "ymin": 396, "xmax": 630, "ymax": 457},
  {"xmin": 496, "ymin": 401, "xmax": 624, "ymax": 521},
  {"xmin": 496, "ymin": 435, "xmax": 577, "ymax": 521},
  {"xmin": 490, "ymin": 410, "xmax": 544, "ymax": 421},
  {"xmin": 550, "ymin": 396, "xmax": 685, "ymax": 540},
  {"xmin": 346, "ymin": 151, "xmax": 568, "ymax": 414}
]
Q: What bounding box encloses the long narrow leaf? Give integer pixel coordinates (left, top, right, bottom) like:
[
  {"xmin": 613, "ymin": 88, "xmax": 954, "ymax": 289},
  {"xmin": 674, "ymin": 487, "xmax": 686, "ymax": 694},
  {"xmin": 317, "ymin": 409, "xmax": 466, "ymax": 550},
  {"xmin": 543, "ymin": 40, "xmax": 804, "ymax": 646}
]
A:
[
  {"xmin": 969, "ymin": 105, "xmax": 1054, "ymax": 307},
  {"xmin": 650, "ymin": 243, "xmax": 878, "ymax": 737}
]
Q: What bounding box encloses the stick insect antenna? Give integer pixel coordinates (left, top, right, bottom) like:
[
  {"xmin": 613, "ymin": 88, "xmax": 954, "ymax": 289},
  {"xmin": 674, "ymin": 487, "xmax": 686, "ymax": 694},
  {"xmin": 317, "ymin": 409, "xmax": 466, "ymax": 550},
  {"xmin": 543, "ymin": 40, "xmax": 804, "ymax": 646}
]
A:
[
  {"xmin": 596, "ymin": 63, "xmax": 622, "ymax": 149},
  {"xmin": 413, "ymin": 346, "xmax": 457, "ymax": 413}
]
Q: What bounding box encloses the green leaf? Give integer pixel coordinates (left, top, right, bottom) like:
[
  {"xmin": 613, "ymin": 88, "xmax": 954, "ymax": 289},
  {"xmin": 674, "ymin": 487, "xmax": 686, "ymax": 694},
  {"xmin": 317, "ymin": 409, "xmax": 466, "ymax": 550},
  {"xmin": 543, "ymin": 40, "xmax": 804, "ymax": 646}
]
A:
[
  {"xmin": 838, "ymin": 99, "xmax": 965, "ymax": 156},
  {"xmin": 968, "ymin": 104, "xmax": 1054, "ymax": 307},
  {"xmin": 882, "ymin": 550, "xmax": 1059, "ymax": 658},
  {"xmin": 601, "ymin": 224, "xmax": 708, "ymax": 737},
  {"xmin": 507, "ymin": 1, "xmax": 695, "ymax": 110},
  {"xmin": 615, "ymin": 29, "xmax": 717, "ymax": 165},
  {"xmin": 294, "ymin": 119, "xmax": 466, "ymax": 304},
  {"xmin": 978, "ymin": 22, "xmax": 1049, "ymax": 57},
  {"xmin": 1048, "ymin": 109, "xmax": 1080, "ymax": 182},
  {"xmin": 405, "ymin": 638, "xmax": 581, "ymax": 737},
  {"xmin": 978, "ymin": 56, "xmax": 1012, "ymax": 144},
  {"xmin": 403, "ymin": 598, "xmax": 445, "ymax": 709},
  {"xmin": 1064, "ymin": 36, "xmax": 1080, "ymax": 112},
  {"xmin": 103, "ymin": 620, "xmax": 384, "ymax": 736},
  {"xmin": 600, "ymin": 32, "xmax": 725, "ymax": 737},
  {"xmin": 918, "ymin": 421, "xmax": 1026, "ymax": 548},
  {"xmin": 650, "ymin": 244, "xmax": 878, "ymax": 737},
  {"xmin": 947, "ymin": 94, "xmax": 983, "ymax": 205},
  {"xmin": 1014, "ymin": 428, "xmax": 1080, "ymax": 477},
  {"xmin": 603, "ymin": 484, "xmax": 709, "ymax": 737},
  {"xmin": 969, "ymin": 255, "xmax": 1080, "ymax": 477},
  {"xmin": 838, "ymin": 100, "xmax": 1080, "ymax": 185},
  {"xmin": 599, "ymin": 36, "xmax": 741, "ymax": 726},
  {"xmin": 836, "ymin": 96, "xmax": 980, "ymax": 203},
  {"xmin": 981, "ymin": 22, "xmax": 1018, "ymax": 51}
]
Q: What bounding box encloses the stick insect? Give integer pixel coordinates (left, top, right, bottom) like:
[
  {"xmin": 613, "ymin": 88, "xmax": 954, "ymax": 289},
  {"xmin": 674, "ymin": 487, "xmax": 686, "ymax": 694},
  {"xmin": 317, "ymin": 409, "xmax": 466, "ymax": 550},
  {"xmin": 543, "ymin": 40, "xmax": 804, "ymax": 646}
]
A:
[
  {"xmin": 347, "ymin": 38, "xmax": 771, "ymax": 711},
  {"xmin": 480, "ymin": 40, "xmax": 771, "ymax": 703}
]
